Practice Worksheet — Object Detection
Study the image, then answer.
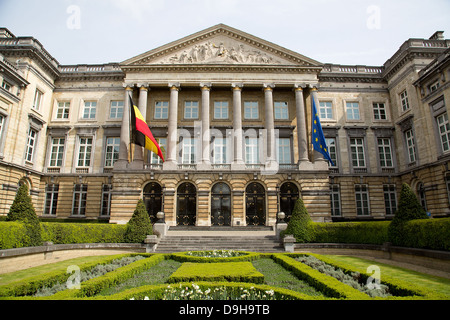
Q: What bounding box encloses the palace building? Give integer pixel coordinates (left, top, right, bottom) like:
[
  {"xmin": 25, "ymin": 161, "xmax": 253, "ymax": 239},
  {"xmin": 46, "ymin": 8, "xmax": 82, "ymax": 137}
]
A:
[{"xmin": 0, "ymin": 24, "xmax": 449, "ymax": 226}]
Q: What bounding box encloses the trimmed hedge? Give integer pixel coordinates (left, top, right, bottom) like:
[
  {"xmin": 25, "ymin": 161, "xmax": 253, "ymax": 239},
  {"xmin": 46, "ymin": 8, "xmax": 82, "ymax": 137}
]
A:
[
  {"xmin": 170, "ymin": 251, "xmax": 263, "ymax": 263},
  {"xmin": 0, "ymin": 221, "xmax": 27, "ymax": 249}
]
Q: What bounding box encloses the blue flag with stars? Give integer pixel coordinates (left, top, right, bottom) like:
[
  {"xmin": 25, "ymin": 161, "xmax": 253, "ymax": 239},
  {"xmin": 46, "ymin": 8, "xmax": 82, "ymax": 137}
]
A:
[{"xmin": 311, "ymin": 96, "xmax": 334, "ymax": 166}]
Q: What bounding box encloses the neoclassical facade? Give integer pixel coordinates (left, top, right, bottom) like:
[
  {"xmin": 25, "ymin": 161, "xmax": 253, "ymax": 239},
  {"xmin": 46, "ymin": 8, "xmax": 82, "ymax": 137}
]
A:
[{"xmin": 0, "ymin": 25, "xmax": 449, "ymax": 226}]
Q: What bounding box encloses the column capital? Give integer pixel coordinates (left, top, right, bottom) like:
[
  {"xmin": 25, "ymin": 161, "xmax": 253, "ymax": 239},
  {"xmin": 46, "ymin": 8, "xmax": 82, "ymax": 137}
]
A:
[
  {"xmin": 168, "ymin": 82, "xmax": 181, "ymax": 90},
  {"xmin": 123, "ymin": 83, "xmax": 134, "ymax": 90},
  {"xmin": 231, "ymin": 82, "xmax": 244, "ymax": 90},
  {"xmin": 263, "ymin": 83, "xmax": 275, "ymax": 91},
  {"xmin": 200, "ymin": 82, "xmax": 212, "ymax": 90},
  {"xmin": 294, "ymin": 83, "xmax": 307, "ymax": 90},
  {"xmin": 137, "ymin": 83, "xmax": 150, "ymax": 90},
  {"xmin": 308, "ymin": 83, "xmax": 320, "ymax": 91}
]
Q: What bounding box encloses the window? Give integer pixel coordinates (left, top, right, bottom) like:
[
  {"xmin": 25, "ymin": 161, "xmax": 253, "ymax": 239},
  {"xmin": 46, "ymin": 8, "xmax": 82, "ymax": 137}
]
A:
[
  {"xmin": 325, "ymin": 138, "xmax": 337, "ymax": 167},
  {"xmin": 400, "ymin": 90, "xmax": 410, "ymax": 112},
  {"xmin": 437, "ymin": 113, "xmax": 450, "ymax": 153},
  {"xmin": 383, "ymin": 184, "xmax": 397, "ymax": 215},
  {"xmin": 346, "ymin": 102, "xmax": 360, "ymax": 120},
  {"xmin": 25, "ymin": 128, "xmax": 37, "ymax": 162},
  {"xmin": 274, "ymin": 102, "xmax": 289, "ymax": 120},
  {"xmin": 213, "ymin": 137, "xmax": 229, "ymax": 164},
  {"xmin": 319, "ymin": 101, "xmax": 333, "ymax": 120},
  {"xmin": 245, "ymin": 137, "xmax": 259, "ymax": 164},
  {"xmin": 417, "ymin": 183, "xmax": 427, "ymax": 211},
  {"xmin": 49, "ymin": 137, "xmax": 65, "ymax": 167},
  {"xmin": 373, "ymin": 103, "xmax": 387, "ymax": 120},
  {"xmin": 277, "ymin": 138, "xmax": 291, "ymax": 164},
  {"xmin": 244, "ymin": 101, "xmax": 259, "ymax": 119},
  {"xmin": 150, "ymin": 138, "xmax": 166, "ymax": 164},
  {"xmin": 446, "ymin": 175, "xmax": 450, "ymax": 206},
  {"xmin": 330, "ymin": 184, "xmax": 341, "ymax": 216},
  {"xmin": 350, "ymin": 138, "xmax": 365, "ymax": 167},
  {"xmin": 214, "ymin": 101, "xmax": 229, "ymax": 120},
  {"xmin": 0, "ymin": 114, "xmax": 5, "ymax": 142},
  {"xmin": 56, "ymin": 102, "xmax": 70, "ymax": 119},
  {"xmin": 77, "ymin": 137, "xmax": 93, "ymax": 167},
  {"xmin": 104, "ymin": 137, "xmax": 120, "ymax": 167},
  {"xmin": 405, "ymin": 129, "xmax": 416, "ymax": 163},
  {"xmin": 72, "ymin": 184, "xmax": 88, "ymax": 216},
  {"xmin": 2, "ymin": 79, "xmax": 12, "ymax": 92},
  {"xmin": 377, "ymin": 138, "xmax": 393, "ymax": 168},
  {"xmin": 181, "ymin": 137, "xmax": 196, "ymax": 164},
  {"xmin": 44, "ymin": 184, "xmax": 59, "ymax": 215},
  {"xmin": 355, "ymin": 184, "xmax": 370, "ymax": 216},
  {"xmin": 33, "ymin": 89, "xmax": 43, "ymax": 110},
  {"xmin": 184, "ymin": 101, "xmax": 199, "ymax": 119},
  {"xmin": 101, "ymin": 184, "xmax": 112, "ymax": 216},
  {"xmin": 82, "ymin": 101, "xmax": 97, "ymax": 119},
  {"xmin": 155, "ymin": 101, "xmax": 169, "ymax": 119},
  {"xmin": 110, "ymin": 101, "xmax": 123, "ymax": 119},
  {"xmin": 429, "ymin": 80, "xmax": 440, "ymax": 93}
]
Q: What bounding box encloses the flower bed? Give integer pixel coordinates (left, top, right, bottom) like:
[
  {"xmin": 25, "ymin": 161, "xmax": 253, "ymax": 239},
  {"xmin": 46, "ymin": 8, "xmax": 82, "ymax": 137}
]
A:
[{"xmin": 185, "ymin": 250, "xmax": 246, "ymax": 258}]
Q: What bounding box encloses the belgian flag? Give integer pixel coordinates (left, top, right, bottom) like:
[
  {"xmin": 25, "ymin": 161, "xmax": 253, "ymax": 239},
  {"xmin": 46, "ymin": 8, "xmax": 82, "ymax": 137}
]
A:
[{"xmin": 129, "ymin": 96, "xmax": 165, "ymax": 162}]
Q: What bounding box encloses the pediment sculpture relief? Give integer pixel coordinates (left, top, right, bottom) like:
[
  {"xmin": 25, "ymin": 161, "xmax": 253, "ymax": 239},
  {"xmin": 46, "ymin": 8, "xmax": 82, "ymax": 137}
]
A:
[{"xmin": 160, "ymin": 41, "xmax": 282, "ymax": 65}]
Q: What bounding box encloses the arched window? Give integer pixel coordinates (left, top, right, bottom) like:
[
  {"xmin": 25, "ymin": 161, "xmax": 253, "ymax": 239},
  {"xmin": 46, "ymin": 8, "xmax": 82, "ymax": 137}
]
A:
[
  {"xmin": 279, "ymin": 182, "xmax": 299, "ymax": 223},
  {"xmin": 211, "ymin": 183, "xmax": 231, "ymax": 226},
  {"xmin": 143, "ymin": 182, "xmax": 163, "ymax": 223},
  {"xmin": 245, "ymin": 182, "xmax": 266, "ymax": 226},
  {"xmin": 417, "ymin": 182, "xmax": 427, "ymax": 212},
  {"xmin": 177, "ymin": 183, "xmax": 197, "ymax": 226}
]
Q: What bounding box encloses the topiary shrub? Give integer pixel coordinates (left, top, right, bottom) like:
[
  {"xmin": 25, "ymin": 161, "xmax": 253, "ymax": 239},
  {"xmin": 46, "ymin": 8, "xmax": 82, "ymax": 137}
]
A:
[
  {"xmin": 6, "ymin": 184, "xmax": 42, "ymax": 247},
  {"xmin": 281, "ymin": 198, "xmax": 314, "ymax": 243},
  {"xmin": 124, "ymin": 199, "xmax": 153, "ymax": 243},
  {"xmin": 388, "ymin": 183, "xmax": 428, "ymax": 246}
]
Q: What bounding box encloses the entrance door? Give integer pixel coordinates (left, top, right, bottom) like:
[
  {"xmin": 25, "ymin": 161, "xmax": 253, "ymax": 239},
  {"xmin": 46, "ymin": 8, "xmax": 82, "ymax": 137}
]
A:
[
  {"xmin": 279, "ymin": 182, "xmax": 299, "ymax": 223},
  {"xmin": 177, "ymin": 182, "xmax": 197, "ymax": 226},
  {"xmin": 211, "ymin": 183, "xmax": 231, "ymax": 226},
  {"xmin": 245, "ymin": 182, "xmax": 266, "ymax": 226},
  {"xmin": 143, "ymin": 182, "xmax": 163, "ymax": 223}
]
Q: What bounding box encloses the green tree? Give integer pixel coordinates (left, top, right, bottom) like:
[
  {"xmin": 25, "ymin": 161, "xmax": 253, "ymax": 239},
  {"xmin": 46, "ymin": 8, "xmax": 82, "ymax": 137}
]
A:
[
  {"xmin": 282, "ymin": 198, "xmax": 314, "ymax": 243},
  {"xmin": 124, "ymin": 199, "xmax": 153, "ymax": 243},
  {"xmin": 388, "ymin": 183, "xmax": 428, "ymax": 246},
  {"xmin": 7, "ymin": 183, "xmax": 42, "ymax": 246}
]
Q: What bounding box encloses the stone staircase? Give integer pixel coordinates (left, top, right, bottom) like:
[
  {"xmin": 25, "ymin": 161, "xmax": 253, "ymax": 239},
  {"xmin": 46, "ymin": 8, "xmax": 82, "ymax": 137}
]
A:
[{"xmin": 154, "ymin": 226, "xmax": 285, "ymax": 253}]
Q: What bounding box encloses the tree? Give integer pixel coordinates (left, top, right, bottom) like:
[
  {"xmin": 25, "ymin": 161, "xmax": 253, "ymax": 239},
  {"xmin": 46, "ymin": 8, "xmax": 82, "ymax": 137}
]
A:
[
  {"xmin": 388, "ymin": 183, "xmax": 428, "ymax": 246},
  {"xmin": 282, "ymin": 198, "xmax": 314, "ymax": 243},
  {"xmin": 124, "ymin": 199, "xmax": 153, "ymax": 243},
  {"xmin": 7, "ymin": 183, "xmax": 42, "ymax": 246}
]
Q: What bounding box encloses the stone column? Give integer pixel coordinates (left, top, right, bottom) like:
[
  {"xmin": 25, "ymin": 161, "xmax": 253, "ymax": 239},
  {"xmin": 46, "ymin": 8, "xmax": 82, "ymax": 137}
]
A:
[
  {"xmin": 115, "ymin": 84, "xmax": 133, "ymax": 170},
  {"xmin": 310, "ymin": 85, "xmax": 326, "ymax": 163},
  {"xmin": 264, "ymin": 84, "xmax": 276, "ymax": 165},
  {"xmin": 130, "ymin": 85, "xmax": 148, "ymax": 169},
  {"xmin": 295, "ymin": 85, "xmax": 309, "ymax": 163},
  {"xmin": 199, "ymin": 83, "xmax": 211, "ymax": 169},
  {"xmin": 164, "ymin": 83, "xmax": 180, "ymax": 170},
  {"xmin": 231, "ymin": 83, "xmax": 245, "ymax": 170}
]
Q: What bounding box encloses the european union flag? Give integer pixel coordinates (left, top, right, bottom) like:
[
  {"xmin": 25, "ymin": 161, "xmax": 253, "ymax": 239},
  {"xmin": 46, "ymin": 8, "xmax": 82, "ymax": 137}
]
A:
[{"xmin": 311, "ymin": 96, "xmax": 334, "ymax": 166}]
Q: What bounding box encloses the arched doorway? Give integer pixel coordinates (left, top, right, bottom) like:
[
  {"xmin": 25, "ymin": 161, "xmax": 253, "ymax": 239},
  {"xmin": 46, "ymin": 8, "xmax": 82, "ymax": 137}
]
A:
[
  {"xmin": 177, "ymin": 182, "xmax": 197, "ymax": 226},
  {"xmin": 211, "ymin": 183, "xmax": 231, "ymax": 226},
  {"xmin": 143, "ymin": 182, "xmax": 163, "ymax": 223},
  {"xmin": 279, "ymin": 182, "xmax": 300, "ymax": 223},
  {"xmin": 245, "ymin": 182, "xmax": 266, "ymax": 226}
]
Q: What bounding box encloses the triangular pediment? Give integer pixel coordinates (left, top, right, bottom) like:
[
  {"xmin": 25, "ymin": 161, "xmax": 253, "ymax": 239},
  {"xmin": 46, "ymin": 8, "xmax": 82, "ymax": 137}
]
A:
[{"xmin": 121, "ymin": 24, "xmax": 321, "ymax": 68}]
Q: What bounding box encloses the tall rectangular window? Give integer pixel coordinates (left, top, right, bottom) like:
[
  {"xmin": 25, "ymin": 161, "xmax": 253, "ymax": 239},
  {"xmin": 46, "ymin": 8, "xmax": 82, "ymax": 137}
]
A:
[
  {"xmin": 383, "ymin": 184, "xmax": 397, "ymax": 215},
  {"xmin": 373, "ymin": 103, "xmax": 387, "ymax": 120},
  {"xmin": 154, "ymin": 101, "xmax": 169, "ymax": 119},
  {"xmin": 83, "ymin": 101, "xmax": 97, "ymax": 119},
  {"xmin": 25, "ymin": 128, "xmax": 37, "ymax": 162},
  {"xmin": 325, "ymin": 138, "xmax": 337, "ymax": 167},
  {"xmin": 330, "ymin": 184, "xmax": 341, "ymax": 216},
  {"xmin": 49, "ymin": 137, "xmax": 65, "ymax": 167},
  {"xmin": 319, "ymin": 101, "xmax": 333, "ymax": 120},
  {"xmin": 44, "ymin": 184, "xmax": 59, "ymax": 215},
  {"xmin": 56, "ymin": 102, "xmax": 70, "ymax": 119},
  {"xmin": 350, "ymin": 138, "xmax": 365, "ymax": 168},
  {"xmin": 72, "ymin": 184, "xmax": 88, "ymax": 216},
  {"xmin": 405, "ymin": 129, "xmax": 416, "ymax": 163},
  {"xmin": 377, "ymin": 138, "xmax": 393, "ymax": 168},
  {"xmin": 77, "ymin": 137, "xmax": 93, "ymax": 167},
  {"xmin": 274, "ymin": 102, "xmax": 289, "ymax": 120},
  {"xmin": 33, "ymin": 89, "xmax": 43, "ymax": 110},
  {"xmin": 245, "ymin": 137, "xmax": 259, "ymax": 164},
  {"xmin": 110, "ymin": 101, "xmax": 123, "ymax": 119},
  {"xmin": 437, "ymin": 113, "xmax": 450, "ymax": 153},
  {"xmin": 184, "ymin": 101, "xmax": 199, "ymax": 119},
  {"xmin": 400, "ymin": 90, "xmax": 410, "ymax": 112},
  {"xmin": 346, "ymin": 102, "xmax": 360, "ymax": 120},
  {"xmin": 181, "ymin": 137, "xmax": 196, "ymax": 164},
  {"xmin": 150, "ymin": 138, "xmax": 166, "ymax": 164},
  {"xmin": 213, "ymin": 137, "xmax": 229, "ymax": 164},
  {"xmin": 101, "ymin": 184, "xmax": 112, "ymax": 216},
  {"xmin": 355, "ymin": 184, "xmax": 370, "ymax": 216},
  {"xmin": 244, "ymin": 101, "xmax": 259, "ymax": 119},
  {"xmin": 214, "ymin": 101, "xmax": 229, "ymax": 119},
  {"xmin": 0, "ymin": 114, "xmax": 5, "ymax": 142},
  {"xmin": 104, "ymin": 137, "xmax": 120, "ymax": 167},
  {"xmin": 277, "ymin": 138, "xmax": 291, "ymax": 164}
]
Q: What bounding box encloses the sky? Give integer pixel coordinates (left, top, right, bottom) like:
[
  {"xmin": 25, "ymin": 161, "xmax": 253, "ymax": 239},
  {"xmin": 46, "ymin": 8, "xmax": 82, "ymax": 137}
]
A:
[{"xmin": 0, "ymin": 0, "xmax": 449, "ymax": 66}]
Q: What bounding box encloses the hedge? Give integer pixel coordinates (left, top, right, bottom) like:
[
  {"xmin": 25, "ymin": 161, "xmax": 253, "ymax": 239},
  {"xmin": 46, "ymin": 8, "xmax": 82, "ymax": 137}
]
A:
[{"xmin": 0, "ymin": 221, "xmax": 27, "ymax": 249}]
